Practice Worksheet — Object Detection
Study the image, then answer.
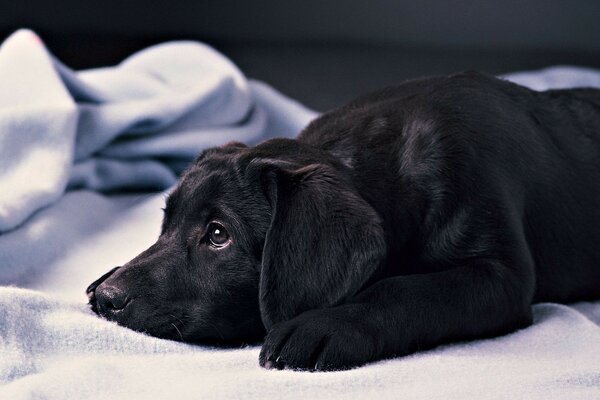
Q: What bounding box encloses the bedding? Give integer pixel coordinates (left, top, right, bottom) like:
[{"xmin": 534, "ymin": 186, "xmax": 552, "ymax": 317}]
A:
[{"xmin": 0, "ymin": 29, "xmax": 599, "ymax": 399}]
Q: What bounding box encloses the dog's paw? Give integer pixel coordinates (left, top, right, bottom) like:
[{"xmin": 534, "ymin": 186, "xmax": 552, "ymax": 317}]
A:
[{"xmin": 259, "ymin": 307, "xmax": 380, "ymax": 371}]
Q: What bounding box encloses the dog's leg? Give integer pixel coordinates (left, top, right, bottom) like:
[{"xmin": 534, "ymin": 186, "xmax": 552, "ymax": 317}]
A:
[{"xmin": 260, "ymin": 258, "xmax": 534, "ymax": 371}]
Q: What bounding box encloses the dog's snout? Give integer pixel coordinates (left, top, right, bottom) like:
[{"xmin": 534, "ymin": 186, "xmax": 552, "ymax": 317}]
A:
[
  {"xmin": 94, "ymin": 284, "xmax": 130, "ymax": 315},
  {"xmin": 86, "ymin": 266, "xmax": 121, "ymax": 299}
]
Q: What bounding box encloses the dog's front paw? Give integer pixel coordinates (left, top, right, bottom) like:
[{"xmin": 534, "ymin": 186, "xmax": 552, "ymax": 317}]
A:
[{"xmin": 259, "ymin": 307, "xmax": 380, "ymax": 371}]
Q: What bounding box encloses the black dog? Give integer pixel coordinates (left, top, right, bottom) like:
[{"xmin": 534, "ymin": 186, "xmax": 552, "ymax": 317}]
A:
[{"xmin": 87, "ymin": 71, "xmax": 600, "ymax": 371}]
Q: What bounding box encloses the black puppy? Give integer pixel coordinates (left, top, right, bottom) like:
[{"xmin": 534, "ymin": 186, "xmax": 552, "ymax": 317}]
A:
[{"xmin": 88, "ymin": 71, "xmax": 600, "ymax": 371}]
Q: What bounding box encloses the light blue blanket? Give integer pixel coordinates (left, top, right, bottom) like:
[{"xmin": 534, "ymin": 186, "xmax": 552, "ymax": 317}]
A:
[
  {"xmin": 1, "ymin": 29, "xmax": 599, "ymax": 399},
  {"xmin": 0, "ymin": 29, "xmax": 315, "ymax": 232}
]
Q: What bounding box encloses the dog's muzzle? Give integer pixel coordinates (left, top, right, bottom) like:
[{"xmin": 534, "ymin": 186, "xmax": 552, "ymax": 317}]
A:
[{"xmin": 86, "ymin": 266, "xmax": 129, "ymax": 317}]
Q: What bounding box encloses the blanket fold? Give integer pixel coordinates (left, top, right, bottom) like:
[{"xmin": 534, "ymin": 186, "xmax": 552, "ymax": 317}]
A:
[
  {"xmin": 0, "ymin": 29, "xmax": 316, "ymax": 231},
  {"xmin": 0, "ymin": 29, "xmax": 599, "ymax": 399}
]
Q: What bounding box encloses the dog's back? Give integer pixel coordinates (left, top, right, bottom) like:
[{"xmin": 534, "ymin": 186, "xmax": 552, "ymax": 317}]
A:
[{"xmin": 299, "ymin": 72, "xmax": 600, "ymax": 303}]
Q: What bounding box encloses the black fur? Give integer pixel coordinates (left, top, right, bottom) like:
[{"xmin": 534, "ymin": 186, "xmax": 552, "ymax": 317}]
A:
[{"xmin": 88, "ymin": 71, "xmax": 600, "ymax": 371}]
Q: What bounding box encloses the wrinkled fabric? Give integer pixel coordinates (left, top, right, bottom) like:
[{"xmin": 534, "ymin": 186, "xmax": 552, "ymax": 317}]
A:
[
  {"xmin": 0, "ymin": 28, "xmax": 599, "ymax": 399},
  {"xmin": 0, "ymin": 29, "xmax": 315, "ymax": 231}
]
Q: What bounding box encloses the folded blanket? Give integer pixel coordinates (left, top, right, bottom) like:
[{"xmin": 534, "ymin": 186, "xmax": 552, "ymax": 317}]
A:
[
  {"xmin": 0, "ymin": 29, "xmax": 599, "ymax": 399},
  {"xmin": 0, "ymin": 29, "xmax": 316, "ymax": 232}
]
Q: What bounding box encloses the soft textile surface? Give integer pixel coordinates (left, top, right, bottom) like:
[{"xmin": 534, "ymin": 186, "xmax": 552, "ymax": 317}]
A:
[
  {"xmin": 0, "ymin": 28, "xmax": 599, "ymax": 399},
  {"xmin": 0, "ymin": 29, "xmax": 315, "ymax": 232}
]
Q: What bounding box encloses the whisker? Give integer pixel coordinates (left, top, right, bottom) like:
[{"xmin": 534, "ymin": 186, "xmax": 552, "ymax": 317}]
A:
[
  {"xmin": 171, "ymin": 322, "xmax": 184, "ymax": 341},
  {"xmin": 169, "ymin": 313, "xmax": 185, "ymax": 326},
  {"xmin": 205, "ymin": 320, "xmax": 226, "ymax": 341}
]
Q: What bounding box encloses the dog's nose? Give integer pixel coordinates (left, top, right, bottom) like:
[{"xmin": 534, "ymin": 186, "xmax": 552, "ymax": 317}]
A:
[
  {"xmin": 94, "ymin": 284, "xmax": 130, "ymax": 315},
  {"xmin": 86, "ymin": 266, "xmax": 121, "ymax": 300}
]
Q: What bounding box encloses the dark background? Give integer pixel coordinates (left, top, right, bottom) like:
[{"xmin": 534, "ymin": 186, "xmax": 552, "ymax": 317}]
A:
[{"xmin": 2, "ymin": 0, "xmax": 600, "ymax": 110}]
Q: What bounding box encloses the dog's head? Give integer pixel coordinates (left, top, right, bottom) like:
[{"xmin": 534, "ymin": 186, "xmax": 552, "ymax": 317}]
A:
[{"xmin": 87, "ymin": 139, "xmax": 386, "ymax": 343}]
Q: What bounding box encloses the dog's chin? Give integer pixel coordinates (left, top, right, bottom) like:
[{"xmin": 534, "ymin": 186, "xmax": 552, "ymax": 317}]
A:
[
  {"xmin": 138, "ymin": 320, "xmax": 263, "ymax": 347},
  {"xmin": 150, "ymin": 321, "xmax": 263, "ymax": 346},
  {"xmin": 86, "ymin": 303, "xmax": 227, "ymax": 345},
  {"xmin": 88, "ymin": 291, "xmax": 264, "ymax": 346},
  {"xmin": 94, "ymin": 310, "xmax": 187, "ymax": 341},
  {"xmin": 184, "ymin": 334, "xmax": 263, "ymax": 347},
  {"xmin": 86, "ymin": 297, "xmax": 175, "ymax": 338}
]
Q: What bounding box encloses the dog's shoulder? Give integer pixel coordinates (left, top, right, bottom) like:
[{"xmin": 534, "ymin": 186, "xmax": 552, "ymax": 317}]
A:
[
  {"xmin": 297, "ymin": 72, "xmax": 523, "ymax": 174},
  {"xmin": 299, "ymin": 71, "xmax": 531, "ymax": 143}
]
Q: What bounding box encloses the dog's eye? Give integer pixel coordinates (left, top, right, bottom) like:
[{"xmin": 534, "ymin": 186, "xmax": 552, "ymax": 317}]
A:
[{"xmin": 208, "ymin": 223, "xmax": 230, "ymax": 247}]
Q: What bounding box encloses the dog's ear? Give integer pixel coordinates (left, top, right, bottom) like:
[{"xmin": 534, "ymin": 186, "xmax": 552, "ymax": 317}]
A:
[{"xmin": 254, "ymin": 161, "xmax": 386, "ymax": 330}]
